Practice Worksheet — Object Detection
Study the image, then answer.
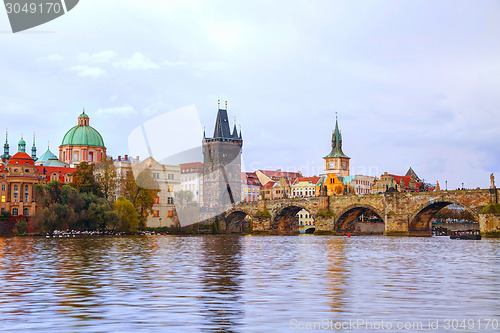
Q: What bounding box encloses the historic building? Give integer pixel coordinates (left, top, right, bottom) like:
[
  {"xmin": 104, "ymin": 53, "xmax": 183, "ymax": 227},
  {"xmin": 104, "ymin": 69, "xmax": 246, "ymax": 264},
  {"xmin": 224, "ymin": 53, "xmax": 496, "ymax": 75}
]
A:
[
  {"xmin": 59, "ymin": 111, "xmax": 106, "ymax": 167},
  {"xmin": 342, "ymin": 175, "xmax": 376, "ymax": 195},
  {"xmin": 114, "ymin": 155, "xmax": 180, "ymax": 228},
  {"xmin": 202, "ymin": 102, "xmax": 243, "ymax": 213},
  {"xmin": 324, "ymin": 116, "xmax": 350, "ymax": 177},
  {"xmin": 371, "ymin": 168, "xmax": 433, "ymax": 193},
  {"xmin": 241, "ymin": 172, "xmax": 261, "ymax": 202},
  {"xmin": 180, "ymin": 162, "xmax": 203, "ymax": 204},
  {"xmin": 317, "ymin": 173, "xmax": 346, "ymax": 196},
  {"xmin": 291, "ymin": 177, "xmax": 321, "ymax": 198},
  {"xmin": 0, "ymin": 139, "xmax": 40, "ymax": 216},
  {"xmin": 297, "ymin": 209, "xmax": 315, "ymax": 234}
]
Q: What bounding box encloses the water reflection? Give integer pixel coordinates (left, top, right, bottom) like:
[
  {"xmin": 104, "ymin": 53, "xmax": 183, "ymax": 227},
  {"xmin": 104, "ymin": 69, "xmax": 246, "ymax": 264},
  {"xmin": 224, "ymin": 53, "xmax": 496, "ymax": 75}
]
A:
[
  {"xmin": 0, "ymin": 236, "xmax": 499, "ymax": 332},
  {"xmin": 199, "ymin": 235, "xmax": 244, "ymax": 332}
]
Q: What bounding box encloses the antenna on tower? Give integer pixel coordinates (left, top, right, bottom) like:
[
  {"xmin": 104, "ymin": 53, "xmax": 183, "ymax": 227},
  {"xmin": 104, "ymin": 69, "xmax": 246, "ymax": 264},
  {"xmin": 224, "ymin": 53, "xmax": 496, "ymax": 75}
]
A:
[
  {"xmin": 218, "ymin": 100, "xmax": 220, "ymax": 108},
  {"xmin": 225, "ymin": 100, "xmax": 228, "ymax": 109}
]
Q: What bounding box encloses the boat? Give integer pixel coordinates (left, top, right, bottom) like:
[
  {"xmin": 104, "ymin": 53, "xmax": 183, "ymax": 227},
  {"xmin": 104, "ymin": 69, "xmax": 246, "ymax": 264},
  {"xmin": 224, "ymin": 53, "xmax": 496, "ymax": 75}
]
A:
[{"xmin": 450, "ymin": 229, "xmax": 481, "ymax": 240}]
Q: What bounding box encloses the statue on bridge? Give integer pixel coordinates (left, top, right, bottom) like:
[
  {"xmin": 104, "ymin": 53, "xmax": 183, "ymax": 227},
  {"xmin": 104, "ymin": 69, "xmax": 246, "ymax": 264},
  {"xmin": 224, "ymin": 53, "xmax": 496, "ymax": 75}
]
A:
[{"xmin": 491, "ymin": 173, "xmax": 496, "ymax": 189}]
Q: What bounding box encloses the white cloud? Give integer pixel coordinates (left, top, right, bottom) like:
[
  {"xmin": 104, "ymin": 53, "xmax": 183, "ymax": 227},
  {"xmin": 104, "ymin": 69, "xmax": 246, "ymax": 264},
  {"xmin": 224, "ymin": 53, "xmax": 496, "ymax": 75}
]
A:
[
  {"xmin": 41, "ymin": 54, "xmax": 64, "ymax": 62},
  {"xmin": 96, "ymin": 105, "xmax": 137, "ymax": 117},
  {"xmin": 70, "ymin": 65, "xmax": 107, "ymax": 78},
  {"xmin": 113, "ymin": 52, "xmax": 160, "ymax": 70},
  {"xmin": 77, "ymin": 50, "xmax": 117, "ymax": 63}
]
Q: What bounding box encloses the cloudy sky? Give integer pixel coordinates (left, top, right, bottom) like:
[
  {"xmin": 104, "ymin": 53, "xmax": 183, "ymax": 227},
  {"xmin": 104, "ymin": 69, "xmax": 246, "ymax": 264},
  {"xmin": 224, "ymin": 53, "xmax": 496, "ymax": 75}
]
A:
[{"xmin": 1, "ymin": 0, "xmax": 499, "ymax": 189}]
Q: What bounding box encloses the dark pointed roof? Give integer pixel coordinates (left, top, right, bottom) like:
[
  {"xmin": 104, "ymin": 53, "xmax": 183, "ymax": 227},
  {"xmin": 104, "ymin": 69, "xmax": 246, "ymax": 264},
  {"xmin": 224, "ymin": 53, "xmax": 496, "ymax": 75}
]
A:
[
  {"xmin": 213, "ymin": 109, "xmax": 232, "ymax": 139},
  {"xmin": 405, "ymin": 167, "xmax": 421, "ymax": 181},
  {"xmin": 232, "ymin": 124, "xmax": 238, "ymax": 138},
  {"xmin": 325, "ymin": 116, "xmax": 349, "ymax": 158}
]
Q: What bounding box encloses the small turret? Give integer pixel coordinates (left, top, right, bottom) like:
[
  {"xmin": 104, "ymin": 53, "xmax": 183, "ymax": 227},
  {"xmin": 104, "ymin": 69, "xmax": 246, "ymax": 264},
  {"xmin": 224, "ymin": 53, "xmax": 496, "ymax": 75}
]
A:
[
  {"xmin": 18, "ymin": 137, "xmax": 26, "ymax": 153},
  {"xmin": 1, "ymin": 130, "xmax": 10, "ymax": 161}
]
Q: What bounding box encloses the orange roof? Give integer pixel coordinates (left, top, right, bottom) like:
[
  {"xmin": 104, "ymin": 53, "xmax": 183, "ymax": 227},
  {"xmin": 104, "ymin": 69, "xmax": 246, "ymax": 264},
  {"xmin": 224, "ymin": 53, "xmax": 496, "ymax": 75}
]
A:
[
  {"xmin": 262, "ymin": 180, "xmax": 276, "ymax": 188},
  {"xmin": 8, "ymin": 152, "xmax": 34, "ymax": 166}
]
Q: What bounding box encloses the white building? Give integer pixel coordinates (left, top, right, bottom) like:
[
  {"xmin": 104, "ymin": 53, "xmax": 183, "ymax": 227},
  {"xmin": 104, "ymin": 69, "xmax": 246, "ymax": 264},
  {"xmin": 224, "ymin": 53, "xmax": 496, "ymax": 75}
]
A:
[
  {"xmin": 242, "ymin": 172, "xmax": 261, "ymax": 202},
  {"xmin": 180, "ymin": 162, "xmax": 203, "ymax": 204},
  {"xmin": 291, "ymin": 177, "xmax": 321, "ymax": 198},
  {"xmin": 115, "ymin": 155, "xmax": 180, "ymax": 228},
  {"xmin": 343, "ymin": 175, "xmax": 376, "ymax": 195}
]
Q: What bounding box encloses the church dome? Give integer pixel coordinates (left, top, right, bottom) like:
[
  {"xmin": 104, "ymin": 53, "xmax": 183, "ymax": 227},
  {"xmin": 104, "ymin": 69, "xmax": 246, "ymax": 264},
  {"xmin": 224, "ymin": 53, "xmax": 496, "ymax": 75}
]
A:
[{"xmin": 60, "ymin": 112, "xmax": 105, "ymax": 148}]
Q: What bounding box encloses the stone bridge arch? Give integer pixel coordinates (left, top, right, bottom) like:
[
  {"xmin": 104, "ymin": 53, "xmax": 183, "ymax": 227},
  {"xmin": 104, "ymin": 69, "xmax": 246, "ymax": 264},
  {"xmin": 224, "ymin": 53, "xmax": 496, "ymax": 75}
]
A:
[
  {"xmin": 271, "ymin": 203, "xmax": 314, "ymax": 234},
  {"xmin": 224, "ymin": 208, "xmax": 253, "ymax": 233},
  {"xmin": 334, "ymin": 204, "xmax": 385, "ymax": 234},
  {"xmin": 408, "ymin": 198, "xmax": 477, "ymax": 236}
]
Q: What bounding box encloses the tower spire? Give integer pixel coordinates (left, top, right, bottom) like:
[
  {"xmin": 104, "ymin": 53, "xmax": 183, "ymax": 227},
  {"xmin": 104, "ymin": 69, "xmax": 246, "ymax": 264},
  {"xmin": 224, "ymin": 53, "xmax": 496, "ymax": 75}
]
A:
[
  {"xmin": 2, "ymin": 129, "xmax": 10, "ymax": 161},
  {"xmin": 31, "ymin": 132, "xmax": 37, "ymax": 161}
]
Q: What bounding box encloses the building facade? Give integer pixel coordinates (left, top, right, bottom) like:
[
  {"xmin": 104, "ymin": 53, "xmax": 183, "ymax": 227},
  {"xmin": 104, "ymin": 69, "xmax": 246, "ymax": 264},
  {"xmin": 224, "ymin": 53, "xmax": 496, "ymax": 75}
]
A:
[
  {"xmin": 59, "ymin": 111, "xmax": 106, "ymax": 167},
  {"xmin": 180, "ymin": 162, "xmax": 203, "ymax": 204},
  {"xmin": 242, "ymin": 172, "xmax": 261, "ymax": 202},
  {"xmin": 291, "ymin": 177, "xmax": 321, "ymax": 198},
  {"xmin": 202, "ymin": 103, "xmax": 243, "ymax": 213}
]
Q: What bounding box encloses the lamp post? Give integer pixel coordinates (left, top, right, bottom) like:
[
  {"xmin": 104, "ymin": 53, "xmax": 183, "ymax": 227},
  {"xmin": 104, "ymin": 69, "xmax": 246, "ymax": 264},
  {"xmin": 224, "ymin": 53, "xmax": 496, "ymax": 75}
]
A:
[
  {"xmin": 462, "ymin": 182, "xmax": 464, "ymax": 190},
  {"xmin": 445, "ymin": 180, "xmax": 447, "ymax": 191}
]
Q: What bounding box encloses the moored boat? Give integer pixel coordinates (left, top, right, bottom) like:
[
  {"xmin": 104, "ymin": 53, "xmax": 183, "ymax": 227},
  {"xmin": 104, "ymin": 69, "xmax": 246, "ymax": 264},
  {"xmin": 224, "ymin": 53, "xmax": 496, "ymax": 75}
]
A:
[{"xmin": 450, "ymin": 229, "xmax": 481, "ymax": 240}]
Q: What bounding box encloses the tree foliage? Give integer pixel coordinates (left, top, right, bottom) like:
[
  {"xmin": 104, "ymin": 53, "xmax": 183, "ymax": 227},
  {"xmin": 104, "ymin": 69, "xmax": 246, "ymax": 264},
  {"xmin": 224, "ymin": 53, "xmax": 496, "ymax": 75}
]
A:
[
  {"xmin": 120, "ymin": 169, "xmax": 160, "ymax": 229},
  {"xmin": 113, "ymin": 196, "xmax": 140, "ymax": 232},
  {"xmin": 94, "ymin": 155, "xmax": 118, "ymax": 202},
  {"xmin": 70, "ymin": 162, "xmax": 103, "ymax": 197},
  {"xmin": 33, "ymin": 180, "xmax": 118, "ymax": 233}
]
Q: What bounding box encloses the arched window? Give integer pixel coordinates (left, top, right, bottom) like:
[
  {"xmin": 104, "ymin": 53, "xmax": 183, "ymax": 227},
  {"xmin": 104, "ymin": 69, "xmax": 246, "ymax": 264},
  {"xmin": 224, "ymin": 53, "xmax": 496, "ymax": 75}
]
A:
[
  {"xmin": 13, "ymin": 185, "xmax": 18, "ymax": 202},
  {"xmin": 24, "ymin": 185, "xmax": 29, "ymax": 202},
  {"xmin": 12, "ymin": 208, "xmax": 18, "ymax": 216},
  {"xmin": 23, "ymin": 208, "xmax": 29, "ymax": 216}
]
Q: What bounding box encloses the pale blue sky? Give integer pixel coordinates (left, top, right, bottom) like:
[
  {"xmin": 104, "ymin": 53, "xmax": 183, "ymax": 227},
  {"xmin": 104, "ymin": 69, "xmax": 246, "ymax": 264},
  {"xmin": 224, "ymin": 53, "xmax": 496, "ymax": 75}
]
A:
[{"xmin": 1, "ymin": 0, "xmax": 499, "ymax": 188}]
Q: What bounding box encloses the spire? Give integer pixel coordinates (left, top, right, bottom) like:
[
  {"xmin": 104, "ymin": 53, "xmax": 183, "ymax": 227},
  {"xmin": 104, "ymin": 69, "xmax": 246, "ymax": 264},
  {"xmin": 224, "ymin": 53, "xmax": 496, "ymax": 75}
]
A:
[
  {"xmin": 232, "ymin": 117, "xmax": 238, "ymax": 138},
  {"xmin": 239, "ymin": 124, "xmax": 242, "ymax": 139},
  {"xmin": 325, "ymin": 114, "xmax": 349, "ymax": 158},
  {"xmin": 2, "ymin": 130, "xmax": 10, "ymax": 160},
  {"xmin": 31, "ymin": 133, "xmax": 37, "ymax": 161},
  {"xmin": 213, "ymin": 107, "xmax": 231, "ymax": 138}
]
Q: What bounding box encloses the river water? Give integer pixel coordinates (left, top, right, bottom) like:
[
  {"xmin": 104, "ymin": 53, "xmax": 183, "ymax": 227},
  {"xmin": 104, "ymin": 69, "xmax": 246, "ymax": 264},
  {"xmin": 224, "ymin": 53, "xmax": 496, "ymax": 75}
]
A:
[{"xmin": 1, "ymin": 235, "xmax": 499, "ymax": 332}]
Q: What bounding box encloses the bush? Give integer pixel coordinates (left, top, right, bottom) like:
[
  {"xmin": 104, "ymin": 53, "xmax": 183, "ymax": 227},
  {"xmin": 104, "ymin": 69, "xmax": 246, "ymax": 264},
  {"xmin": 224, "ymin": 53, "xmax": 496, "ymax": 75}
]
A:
[
  {"xmin": 316, "ymin": 210, "xmax": 335, "ymax": 218},
  {"xmin": 254, "ymin": 210, "xmax": 272, "ymax": 218}
]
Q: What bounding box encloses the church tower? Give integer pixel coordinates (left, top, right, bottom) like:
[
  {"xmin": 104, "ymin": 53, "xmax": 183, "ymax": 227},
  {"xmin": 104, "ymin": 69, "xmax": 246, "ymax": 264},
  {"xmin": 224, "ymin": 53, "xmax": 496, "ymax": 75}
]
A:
[
  {"xmin": 1, "ymin": 131, "xmax": 11, "ymax": 162},
  {"xmin": 202, "ymin": 101, "xmax": 243, "ymax": 213},
  {"xmin": 324, "ymin": 116, "xmax": 350, "ymax": 177}
]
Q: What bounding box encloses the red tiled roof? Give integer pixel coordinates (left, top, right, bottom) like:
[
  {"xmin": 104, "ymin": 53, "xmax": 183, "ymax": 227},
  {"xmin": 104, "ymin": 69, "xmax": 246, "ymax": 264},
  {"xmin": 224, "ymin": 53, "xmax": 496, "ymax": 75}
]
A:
[
  {"xmin": 295, "ymin": 176, "xmax": 321, "ymax": 185},
  {"xmin": 180, "ymin": 162, "xmax": 203, "ymax": 174},
  {"xmin": 8, "ymin": 152, "xmax": 34, "ymax": 166},
  {"xmin": 242, "ymin": 172, "xmax": 261, "ymax": 186},
  {"xmin": 36, "ymin": 166, "xmax": 75, "ymax": 175},
  {"xmin": 262, "ymin": 180, "xmax": 276, "ymax": 188},
  {"xmin": 259, "ymin": 169, "xmax": 302, "ymax": 179}
]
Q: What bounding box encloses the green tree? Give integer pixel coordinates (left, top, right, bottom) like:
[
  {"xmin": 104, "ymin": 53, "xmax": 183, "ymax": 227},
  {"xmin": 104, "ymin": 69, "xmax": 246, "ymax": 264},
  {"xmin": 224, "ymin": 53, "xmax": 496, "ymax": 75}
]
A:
[
  {"xmin": 95, "ymin": 155, "xmax": 118, "ymax": 202},
  {"xmin": 70, "ymin": 162, "xmax": 103, "ymax": 197},
  {"xmin": 120, "ymin": 169, "xmax": 160, "ymax": 229},
  {"xmin": 113, "ymin": 196, "xmax": 139, "ymax": 232}
]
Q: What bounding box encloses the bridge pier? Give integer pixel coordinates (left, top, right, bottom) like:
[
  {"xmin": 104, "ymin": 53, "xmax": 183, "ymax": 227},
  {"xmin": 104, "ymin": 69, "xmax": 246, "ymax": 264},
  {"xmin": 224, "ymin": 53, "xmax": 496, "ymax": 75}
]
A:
[
  {"xmin": 384, "ymin": 213, "xmax": 409, "ymax": 236},
  {"xmin": 479, "ymin": 204, "xmax": 500, "ymax": 237}
]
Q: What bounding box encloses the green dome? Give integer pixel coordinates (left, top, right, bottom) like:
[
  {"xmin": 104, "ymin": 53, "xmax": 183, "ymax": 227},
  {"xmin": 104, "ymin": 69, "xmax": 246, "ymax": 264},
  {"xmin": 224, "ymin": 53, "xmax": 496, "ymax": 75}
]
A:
[
  {"xmin": 79, "ymin": 112, "xmax": 89, "ymax": 119},
  {"xmin": 61, "ymin": 125, "xmax": 105, "ymax": 147},
  {"xmin": 18, "ymin": 138, "xmax": 26, "ymax": 145},
  {"xmin": 37, "ymin": 147, "xmax": 58, "ymax": 162}
]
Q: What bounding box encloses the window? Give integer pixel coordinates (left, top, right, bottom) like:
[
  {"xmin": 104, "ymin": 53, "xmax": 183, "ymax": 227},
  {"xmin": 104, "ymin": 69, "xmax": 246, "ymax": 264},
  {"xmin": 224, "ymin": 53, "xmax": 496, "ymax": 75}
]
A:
[
  {"xmin": 153, "ymin": 210, "xmax": 160, "ymax": 217},
  {"xmin": 13, "ymin": 185, "xmax": 18, "ymax": 202},
  {"xmin": 167, "ymin": 210, "xmax": 174, "ymax": 217},
  {"xmin": 1, "ymin": 185, "xmax": 5, "ymax": 191},
  {"xmin": 153, "ymin": 172, "xmax": 160, "ymax": 179},
  {"xmin": 12, "ymin": 208, "xmax": 18, "ymax": 215},
  {"xmin": 89, "ymin": 152, "xmax": 94, "ymax": 162},
  {"xmin": 73, "ymin": 152, "xmax": 79, "ymax": 161},
  {"xmin": 167, "ymin": 197, "xmax": 174, "ymax": 204},
  {"xmin": 167, "ymin": 173, "xmax": 174, "ymax": 180},
  {"xmin": 24, "ymin": 185, "xmax": 29, "ymax": 202},
  {"xmin": 154, "ymin": 196, "xmax": 160, "ymax": 204},
  {"xmin": 23, "ymin": 208, "xmax": 29, "ymax": 216}
]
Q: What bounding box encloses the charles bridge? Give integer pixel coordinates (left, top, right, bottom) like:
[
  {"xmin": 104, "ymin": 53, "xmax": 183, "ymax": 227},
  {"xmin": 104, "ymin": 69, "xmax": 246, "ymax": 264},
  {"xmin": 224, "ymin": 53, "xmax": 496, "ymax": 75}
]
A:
[{"xmin": 214, "ymin": 188, "xmax": 500, "ymax": 236}]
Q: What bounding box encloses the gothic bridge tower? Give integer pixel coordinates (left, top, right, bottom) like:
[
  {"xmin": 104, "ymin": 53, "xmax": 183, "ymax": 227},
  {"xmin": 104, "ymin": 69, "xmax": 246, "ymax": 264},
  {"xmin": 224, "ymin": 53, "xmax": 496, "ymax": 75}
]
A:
[
  {"xmin": 202, "ymin": 101, "xmax": 243, "ymax": 214},
  {"xmin": 324, "ymin": 115, "xmax": 350, "ymax": 177}
]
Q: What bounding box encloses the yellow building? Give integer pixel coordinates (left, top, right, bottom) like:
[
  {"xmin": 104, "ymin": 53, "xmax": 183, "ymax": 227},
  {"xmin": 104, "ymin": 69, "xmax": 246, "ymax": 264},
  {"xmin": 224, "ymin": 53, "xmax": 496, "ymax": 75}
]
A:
[
  {"xmin": 297, "ymin": 209, "xmax": 315, "ymax": 234},
  {"xmin": 317, "ymin": 173, "xmax": 345, "ymax": 196}
]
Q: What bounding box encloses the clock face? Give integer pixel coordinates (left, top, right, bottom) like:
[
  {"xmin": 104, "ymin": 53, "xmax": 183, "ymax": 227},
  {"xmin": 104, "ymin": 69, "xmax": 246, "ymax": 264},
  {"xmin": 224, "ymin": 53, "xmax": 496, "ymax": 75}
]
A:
[{"xmin": 329, "ymin": 162, "xmax": 335, "ymax": 169}]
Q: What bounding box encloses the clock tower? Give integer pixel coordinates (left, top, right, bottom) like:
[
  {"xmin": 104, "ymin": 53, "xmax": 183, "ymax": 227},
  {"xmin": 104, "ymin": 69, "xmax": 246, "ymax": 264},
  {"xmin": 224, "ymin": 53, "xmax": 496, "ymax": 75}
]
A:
[{"xmin": 324, "ymin": 116, "xmax": 350, "ymax": 177}]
